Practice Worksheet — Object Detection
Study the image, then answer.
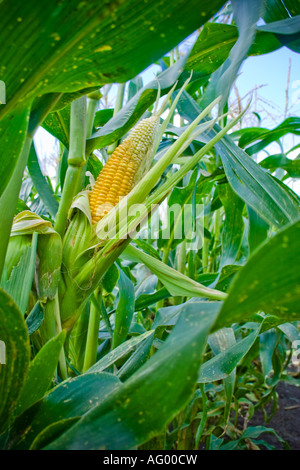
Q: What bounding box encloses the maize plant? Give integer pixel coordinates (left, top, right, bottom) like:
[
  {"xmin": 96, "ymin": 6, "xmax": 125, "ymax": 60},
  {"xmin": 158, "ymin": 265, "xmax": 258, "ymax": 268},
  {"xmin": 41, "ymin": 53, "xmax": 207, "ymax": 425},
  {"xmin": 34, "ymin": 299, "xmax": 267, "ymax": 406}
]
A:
[{"xmin": 1, "ymin": 0, "xmax": 300, "ymax": 453}]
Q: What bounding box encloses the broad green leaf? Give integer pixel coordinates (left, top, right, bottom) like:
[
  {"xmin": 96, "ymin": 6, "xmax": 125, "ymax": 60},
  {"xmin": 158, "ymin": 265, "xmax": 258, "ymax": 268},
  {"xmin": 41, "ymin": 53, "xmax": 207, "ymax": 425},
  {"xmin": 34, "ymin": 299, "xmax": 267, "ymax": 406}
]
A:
[
  {"xmin": 25, "ymin": 301, "xmax": 44, "ymax": 336},
  {"xmin": 283, "ymin": 0, "xmax": 300, "ymax": 17},
  {"xmin": 102, "ymin": 262, "xmax": 120, "ymax": 294},
  {"xmin": 218, "ymin": 183, "xmax": 244, "ymax": 269},
  {"xmin": 258, "ymin": 15, "xmax": 300, "ymax": 53},
  {"xmin": 0, "ymin": 289, "xmax": 30, "ymax": 434},
  {"xmin": 135, "ymin": 287, "xmax": 170, "ymax": 311},
  {"xmin": 0, "ymin": 0, "xmax": 226, "ymax": 195},
  {"xmin": 158, "ymin": 169, "xmax": 200, "ymax": 251},
  {"xmin": 116, "ymin": 332, "xmax": 155, "ymax": 381},
  {"xmin": 260, "ymin": 153, "xmax": 300, "ymax": 178},
  {"xmin": 44, "ymin": 301, "xmax": 221, "ymax": 450},
  {"xmin": 86, "ymin": 153, "xmax": 103, "ymax": 182},
  {"xmin": 14, "ymin": 330, "xmax": 66, "ymax": 418},
  {"xmin": 200, "ymin": 0, "xmax": 265, "ymax": 110},
  {"xmin": 198, "ymin": 328, "xmax": 259, "ymax": 382},
  {"xmin": 247, "ymin": 205, "xmax": 269, "ymax": 254},
  {"xmin": 124, "ymin": 244, "xmax": 227, "ymax": 301},
  {"xmin": 177, "ymin": 91, "xmax": 300, "ymax": 228},
  {"xmin": 27, "ymin": 143, "xmax": 59, "ymax": 217},
  {"xmin": 87, "ymin": 330, "xmax": 154, "ymax": 373},
  {"xmin": 93, "ymin": 108, "xmax": 114, "ymax": 130},
  {"xmin": 6, "ymin": 372, "xmax": 120, "ymax": 450},
  {"xmin": 208, "ymin": 328, "xmax": 236, "ymax": 424},
  {"xmin": 259, "ymin": 329, "xmax": 280, "ymax": 381},
  {"xmin": 0, "ymin": 0, "xmax": 225, "ymax": 110},
  {"xmin": 186, "ymin": 23, "xmax": 282, "ymax": 78},
  {"xmin": 220, "ymin": 425, "xmax": 287, "ymax": 450},
  {"xmin": 214, "ymin": 219, "xmax": 300, "ymax": 330},
  {"xmin": 127, "ymin": 76, "xmax": 144, "ymax": 102},
  {"xmin": 30, "ymin": 417, "xmax": 80, "ymax": 450},
  {"xmin": 232, "ymin": 117, "xmax": 300, "ymax": 155},
  {"xmin": 263, "ymin": 0, "xmax": 291, "ymax": 23},
  {"xmin": 42, "ymin": 105, "xmax": 70, "ymax": 149},
  {"xmin": 86, "ymin": 57, "xmax": 188, "ymax": 154},
  {"xmin": 258, "ymin": 15, "xmax": 300, "ymax": 34},
  {"xmin": 215, "ymin": 133, "xmax": 300, "ymax": 228},
  {"xmin": 2, "ymin": 232, "xmax": 38, "ymax": 314},
  {"xmin": 112, "ymin": 267, "xmax": 135, "ymax": 349},
  {"xmin": 0, "ymin": 105, "xmax": 31, "ymax": 197}
]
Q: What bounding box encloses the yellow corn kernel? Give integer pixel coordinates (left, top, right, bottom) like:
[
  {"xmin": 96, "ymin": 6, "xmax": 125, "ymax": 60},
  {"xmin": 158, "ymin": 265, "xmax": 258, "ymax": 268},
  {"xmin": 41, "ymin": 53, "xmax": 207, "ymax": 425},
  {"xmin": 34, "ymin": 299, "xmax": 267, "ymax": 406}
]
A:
[{"xmin": 89, "ymin": 115, "xmax": 158, "ymax": 224}]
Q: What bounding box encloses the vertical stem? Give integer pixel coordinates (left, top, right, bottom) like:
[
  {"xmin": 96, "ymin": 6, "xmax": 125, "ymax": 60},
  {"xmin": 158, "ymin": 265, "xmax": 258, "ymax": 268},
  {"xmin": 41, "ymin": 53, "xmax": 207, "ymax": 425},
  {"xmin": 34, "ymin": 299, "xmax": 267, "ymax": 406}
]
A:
[
  {"xmin": 156, "ymin": 241, "xmax": 171, "ymax": 310},
  {"xmin": 83, "ymin": 289, "xmax": 102, "ymax": 372},
  {"xmin": 76, "ymin": 90, "xmax": 101, "ymax": 193},
  {"xmin": 39, "ymin": 292, "xmax": 68, "ymax": 380},
  {"xmin": 86, "ymin": 90, "xmax": 101, "ymax": 138},
  {"xmin": 174, "ymin": 239, "xmax": 187, "ymax": 305},
  {"xmin": 209, "ymin": 208, "xmax": 221, "ymax": 272},
  {"xmin": 53, "ymin": 293, "xmax": 68, "ymax": 380},
  {"xmin": 107, "ymin": 83, "xmax": 126, "ymax": 154},
  {"xmin": 202, "ymin": 198, "xmax": 210, "ymax": 273},
  {"xmin": 0, "ymin": 134, "xmax": 32, "ymax": 278},
  {"xmin": 54, "ymin": 96, "xmax": 87, "ymax": 237}
]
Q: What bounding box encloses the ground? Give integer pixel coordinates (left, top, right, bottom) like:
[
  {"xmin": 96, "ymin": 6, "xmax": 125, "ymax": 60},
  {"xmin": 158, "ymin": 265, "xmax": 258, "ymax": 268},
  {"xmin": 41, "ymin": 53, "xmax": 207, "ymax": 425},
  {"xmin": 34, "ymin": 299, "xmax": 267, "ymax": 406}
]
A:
[{"xmin": 249, "ymin": 381, "xmax": 300, "ymax": 450}]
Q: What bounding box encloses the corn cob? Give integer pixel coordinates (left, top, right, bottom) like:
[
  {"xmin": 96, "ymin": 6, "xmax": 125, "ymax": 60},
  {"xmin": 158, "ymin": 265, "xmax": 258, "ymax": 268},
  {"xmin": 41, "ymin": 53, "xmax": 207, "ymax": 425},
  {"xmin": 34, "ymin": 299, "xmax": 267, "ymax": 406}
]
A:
[{"xmin": 89, "ymin": 115, "xmax": 159, "ymax": 225}]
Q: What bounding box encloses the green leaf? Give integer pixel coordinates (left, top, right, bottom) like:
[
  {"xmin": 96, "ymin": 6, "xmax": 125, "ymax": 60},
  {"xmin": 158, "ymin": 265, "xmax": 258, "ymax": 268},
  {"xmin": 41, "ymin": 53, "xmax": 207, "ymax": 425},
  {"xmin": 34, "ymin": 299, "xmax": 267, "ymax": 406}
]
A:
[
  {"xmin": 177, "ymin": 91, "xmax": 300, "ymax": 228},
  {"xmin": 30, "ymin": 417, "xmax": 80, "ymax": 450},
  {"xmin": 42, "ymin": 105, "xmax": 70, "ymax": 149},
  {"xmin": 14, "ymin": 330, "xmax": 66, "ymax": 418},
  {"xmin": 258, "ymin": 14, "xmax": 300, "ymax": 34},
  {"xmin": 25, "ymin": 301, "xmax": 44, "ymax": 336},
  {"xmin": 101, "ymin": 262, "xmax": 119, "ymax": 294},
  {"xmin": 0, "ymin": 104, "xmax": 31, "ymax": 197},
  {"xmin": 6, "ymin": 372, "xmax": 120, "ymax": 450},
  {"xmin": 247, "ymin": 205, "xmax": 269, "ymax": 254},
  {"xmin": 200, "ymin": 0, "xmax": 264, "ymax": 110},
  {"xmin": 218, "ymin": 183, "xmax": 245, "ymax": 268},
  {"xmin": 27, "ymin": 143, "xmax": 59, "ymax": 217},
  {"xmin": 116, "ymin": 332, "xmax": 155, "ymax": 381},
  {"xmin": 0, "ymin": 289, "xmax": 30, "ymax": 434},
  {"xmin": 214, "ymin": 219, "xmax": 300, "ymax": 330},
  {"xmin": 186, "ymin": 22, "xmax": 283, "ymax": 79},
  {"xmin": 208, "ymin": 327, "xmax": 237, "ymax": 423},
  {"xmin": 86, "ymin": 57, "xmax": 189, "ymax": 153},
  {"xmin": 87, "ymin": 331, "xmax": 155, "ymax": 373},
  {"xmin": 93, "ymin": 108, "xmax": 114, "ymax": 130},
  {"xmin": 112, "ymin": 266, "xmax": 135, "ymax": 349},
  {"xmin": 198, "ymin": 327, "xmax": 260, "ymax": 382},
  {"xmin": 215, "ymin": 133, "xmax": 300, "ymax": 228},
  {"xmin": 0, "ymin": 0, "xmax": 226, "ymax": 195},
  {"xmin": 2, "ymin": 232, "xmax": 38, "ymax": 314},
  {"xmin": 44, "ymin": 301, "xmax": 221, "ymax": 450},
  {"xmin": 128, "ymin": 76, "xmax": 144, "ymax": 102},
  {"xmin": 260, "ymin": 153, "xmax": 300, "ymax": 179},
  {"xmin": 135, "ymin": 287, "xmax": 171, "ymax": 311},
  {"xmin": 86, "ymin": 153, "xmax": 103, "ymax": 182},
  {"xmin": 124, "ymin": 244, "xmax": 227, "ymax": 301},
  {"xmin": 232, "ymin": 117, "xmax": 300, "ymax": 155}
]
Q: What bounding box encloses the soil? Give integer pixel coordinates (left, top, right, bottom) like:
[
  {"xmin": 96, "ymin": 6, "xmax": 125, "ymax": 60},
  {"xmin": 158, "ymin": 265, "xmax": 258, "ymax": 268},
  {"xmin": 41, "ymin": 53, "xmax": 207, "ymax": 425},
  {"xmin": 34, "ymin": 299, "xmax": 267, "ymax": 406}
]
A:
[{"xmin": 248, "ymin": 381, "xmax": 300, "ymax": 450}]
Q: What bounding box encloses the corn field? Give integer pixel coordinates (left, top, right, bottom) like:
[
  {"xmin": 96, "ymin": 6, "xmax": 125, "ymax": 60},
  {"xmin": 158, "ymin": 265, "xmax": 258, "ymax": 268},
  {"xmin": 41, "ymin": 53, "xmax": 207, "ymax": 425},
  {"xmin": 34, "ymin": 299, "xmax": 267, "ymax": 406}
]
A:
[{"xmin": 1, "ymin": 0, "xmax": 300, "ymax": 453}]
